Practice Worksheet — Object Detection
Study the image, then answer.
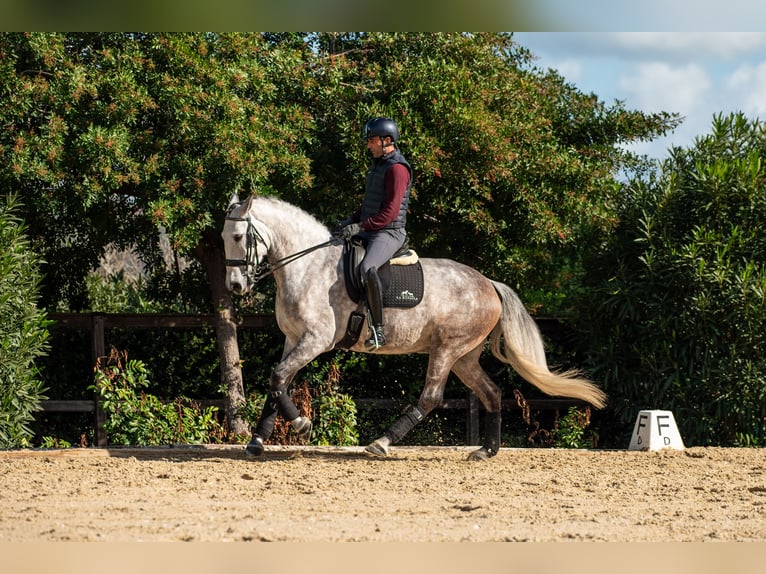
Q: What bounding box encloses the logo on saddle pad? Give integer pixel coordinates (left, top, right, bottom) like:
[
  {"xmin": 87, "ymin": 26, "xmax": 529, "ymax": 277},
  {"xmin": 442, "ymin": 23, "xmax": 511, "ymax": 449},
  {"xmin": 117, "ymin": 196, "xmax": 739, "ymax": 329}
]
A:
[{"xmin": 396, "ymin": 289, "xmax": 418, "ymax": 303}]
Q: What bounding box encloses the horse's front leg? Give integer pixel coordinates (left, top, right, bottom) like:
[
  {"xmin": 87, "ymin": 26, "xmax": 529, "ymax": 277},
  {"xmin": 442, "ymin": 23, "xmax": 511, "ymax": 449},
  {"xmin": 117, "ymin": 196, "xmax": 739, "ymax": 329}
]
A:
[
  {"xmin": 246, "ymin": 372, "xmax": 312, "ymax": 456},
  {"xmin": 245, "ymin": 394, "xmax": 278, "ymax": 456},
  {"xmin": 245, "ymin": 336, "xmax": 323, "ymax": 457}
]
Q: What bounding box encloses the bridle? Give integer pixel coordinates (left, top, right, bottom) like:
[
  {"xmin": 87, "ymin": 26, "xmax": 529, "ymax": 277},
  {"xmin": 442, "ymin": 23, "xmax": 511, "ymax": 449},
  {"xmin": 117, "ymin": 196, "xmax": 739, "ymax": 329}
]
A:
[
  {"xmin": 224, "ymin": 204, "xmax": 337, "ymax": 285},
  {"xmin": 224, "ymin": 211, "xmax": 270, "ymax": 283}
]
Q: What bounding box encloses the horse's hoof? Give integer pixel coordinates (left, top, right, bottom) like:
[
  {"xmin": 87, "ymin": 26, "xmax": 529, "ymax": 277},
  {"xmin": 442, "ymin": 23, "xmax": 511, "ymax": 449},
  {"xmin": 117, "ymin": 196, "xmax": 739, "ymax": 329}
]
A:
[
  {"xmin": 293, "ymin": 417, "xmax": 312, "ymax": 440},
  {"xmin": 467, "ymin": 447, "xmax": 491, "ymax": 461},
  {"xmin": 245, "ymin": 437, "xmax": 264, "ymax": 456},
  {"xmin": 365, "ymin": 440, "xmax": 389, "ymax": 457}
]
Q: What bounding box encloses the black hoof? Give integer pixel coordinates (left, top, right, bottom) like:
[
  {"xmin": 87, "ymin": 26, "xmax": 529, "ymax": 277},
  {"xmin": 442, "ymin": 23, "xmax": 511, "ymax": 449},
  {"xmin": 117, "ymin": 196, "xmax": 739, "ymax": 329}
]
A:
[
  {"xmin": 467, "ymin": 446, "xmax": 497, "ymax": 461},
  {"xmin": 294, "ymin": 417, "xmax": 312, "ymax": 440},
  {"xmin": 245, "ymin": 437, "xmax": 264, "ymax": 456}
]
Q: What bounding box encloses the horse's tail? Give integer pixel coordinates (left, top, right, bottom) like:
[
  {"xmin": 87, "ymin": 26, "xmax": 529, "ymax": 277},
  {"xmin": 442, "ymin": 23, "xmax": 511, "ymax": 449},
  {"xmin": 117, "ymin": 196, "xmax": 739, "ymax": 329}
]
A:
[{"xmin": 489, "ymin": 281, "xmax": 607, "ymax": 409}]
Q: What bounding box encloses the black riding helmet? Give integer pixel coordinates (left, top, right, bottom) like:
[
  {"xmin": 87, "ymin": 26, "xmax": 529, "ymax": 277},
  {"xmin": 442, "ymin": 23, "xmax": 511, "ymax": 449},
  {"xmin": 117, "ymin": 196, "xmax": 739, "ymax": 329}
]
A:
[{"xmin": 361, "ymin": 117, "xmax": 399, "ymax": 143}]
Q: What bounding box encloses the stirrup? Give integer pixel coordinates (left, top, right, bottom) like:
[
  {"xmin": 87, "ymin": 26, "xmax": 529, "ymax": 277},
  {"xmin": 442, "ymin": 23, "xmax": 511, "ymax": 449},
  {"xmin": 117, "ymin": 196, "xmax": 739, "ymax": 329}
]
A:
[{"xmin": 365, "ymin": 326, "xmax": 386, "ymax": 350}]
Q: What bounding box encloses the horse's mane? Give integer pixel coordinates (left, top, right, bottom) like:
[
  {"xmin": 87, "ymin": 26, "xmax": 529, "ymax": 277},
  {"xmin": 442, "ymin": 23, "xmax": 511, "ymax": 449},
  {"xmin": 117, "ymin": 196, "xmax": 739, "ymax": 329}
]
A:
[{"xmin": 250, "ymin": 195, "xmax": 330, "ymax": 242}]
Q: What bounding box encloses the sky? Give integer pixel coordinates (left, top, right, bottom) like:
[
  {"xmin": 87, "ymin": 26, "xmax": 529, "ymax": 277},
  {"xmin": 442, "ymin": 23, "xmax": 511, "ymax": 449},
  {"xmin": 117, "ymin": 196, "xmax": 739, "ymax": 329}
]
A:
[{"xmin": 513, "ymin": 32, "xmax": 766, "ymax": 160}]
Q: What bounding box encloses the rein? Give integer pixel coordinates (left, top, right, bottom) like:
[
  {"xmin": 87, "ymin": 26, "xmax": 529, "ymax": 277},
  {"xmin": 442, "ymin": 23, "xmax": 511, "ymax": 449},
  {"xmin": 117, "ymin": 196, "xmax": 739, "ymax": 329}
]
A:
[{"xmin": 224, "ymin": 213, "xmax": 336, "ymax": 284}]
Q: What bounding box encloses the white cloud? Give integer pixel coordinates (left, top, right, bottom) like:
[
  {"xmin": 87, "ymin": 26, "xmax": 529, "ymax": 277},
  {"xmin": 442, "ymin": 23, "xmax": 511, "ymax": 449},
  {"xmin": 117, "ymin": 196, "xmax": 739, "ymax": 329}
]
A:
[
  {"xmin": 548, "ymin": 58, "xmax": 583, "ymax": 83},
  {"xmin": 519, "ymin": 32, "xmax": 766, "ymax": 63},
  {"xmin": 726, "ymin": 62, "xmax": 766, "ymax": 116},
  {"xmin": 618, "ymin": 62, "xmax": 715, "ymax": 156},
  {"xmin": 619, "ymin": 62, "xmax": 711, "ymax": 116},
  {"xmin": 605, "ymin": 33, "xmax": 766, "ymax": 61},
  {"xmin": 516, "ymin": 31, "xmax": 766, "ymax": 159}
]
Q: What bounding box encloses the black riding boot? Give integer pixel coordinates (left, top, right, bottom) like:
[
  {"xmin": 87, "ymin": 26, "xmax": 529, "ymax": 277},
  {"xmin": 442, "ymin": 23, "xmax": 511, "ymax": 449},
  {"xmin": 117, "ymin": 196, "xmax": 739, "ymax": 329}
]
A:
[{"xmin": 364, "ymin": 267, "xmax": 386, "ymax": 349}]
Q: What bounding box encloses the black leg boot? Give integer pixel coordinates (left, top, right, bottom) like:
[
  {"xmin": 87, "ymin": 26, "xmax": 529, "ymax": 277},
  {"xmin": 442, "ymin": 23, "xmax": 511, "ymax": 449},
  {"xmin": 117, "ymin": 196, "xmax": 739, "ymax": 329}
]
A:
[{"xmin": 364, "ymin": 267, "xmax": 386, "ymax": 349}]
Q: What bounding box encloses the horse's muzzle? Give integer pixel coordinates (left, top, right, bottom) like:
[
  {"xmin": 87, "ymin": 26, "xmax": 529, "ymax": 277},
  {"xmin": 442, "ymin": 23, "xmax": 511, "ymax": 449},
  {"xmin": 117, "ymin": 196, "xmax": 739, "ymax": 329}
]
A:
[{"xmin": 225, "ymin": 268, "xmax": 250, "ymax": 295}]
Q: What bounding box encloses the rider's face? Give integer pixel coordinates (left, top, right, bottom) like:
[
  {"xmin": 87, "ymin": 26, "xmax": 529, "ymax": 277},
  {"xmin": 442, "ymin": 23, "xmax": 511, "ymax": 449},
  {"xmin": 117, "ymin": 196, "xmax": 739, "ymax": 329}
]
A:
[{"xmin": 366, "ymin": 136, "xmax": 390, "ymax": 158}]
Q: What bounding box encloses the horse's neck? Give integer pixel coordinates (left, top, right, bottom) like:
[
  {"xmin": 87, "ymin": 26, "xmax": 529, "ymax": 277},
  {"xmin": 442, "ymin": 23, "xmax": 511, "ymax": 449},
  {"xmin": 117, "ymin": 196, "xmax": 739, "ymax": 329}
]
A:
[
  {"xmin": 251, "ymin": 198, "xmax": 321, "ymax": 256},
  {"xmin": 250, "ymin": 198, "xmax": 336, "ymax": 287}
]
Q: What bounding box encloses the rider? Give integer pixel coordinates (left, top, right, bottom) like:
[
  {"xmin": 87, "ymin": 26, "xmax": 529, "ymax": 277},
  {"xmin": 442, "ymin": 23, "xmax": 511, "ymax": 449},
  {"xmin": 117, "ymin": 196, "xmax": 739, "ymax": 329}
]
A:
[{"xmin": 336, "ymin": 117, "xmax": 413, "ymax": 349}]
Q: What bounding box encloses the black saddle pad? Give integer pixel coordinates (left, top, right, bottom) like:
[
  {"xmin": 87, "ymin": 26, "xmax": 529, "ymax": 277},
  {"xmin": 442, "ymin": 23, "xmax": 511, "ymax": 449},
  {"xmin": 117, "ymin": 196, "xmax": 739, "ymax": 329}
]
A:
[
  {"xmin": 382, "ymin": 261, "xmax": 424, "ymax": 308},
  {"xmin": 342, "ymin": 240, "xmax": 424, "ymax": 308}
]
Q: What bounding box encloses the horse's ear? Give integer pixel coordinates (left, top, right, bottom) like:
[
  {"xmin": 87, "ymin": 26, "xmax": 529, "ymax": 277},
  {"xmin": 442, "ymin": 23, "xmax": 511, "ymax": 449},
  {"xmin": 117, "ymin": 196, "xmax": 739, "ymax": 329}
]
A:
[{"xmin": 227, "ymin": 193, "xmax": 240, "ymax": 209}]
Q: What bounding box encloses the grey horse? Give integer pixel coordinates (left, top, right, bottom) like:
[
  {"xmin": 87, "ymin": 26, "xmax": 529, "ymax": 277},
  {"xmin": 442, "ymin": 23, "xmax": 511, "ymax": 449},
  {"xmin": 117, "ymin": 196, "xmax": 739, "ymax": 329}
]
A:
[{"xmin": 221, "ymin": 194, "xmax": 606, "ymax": 460}]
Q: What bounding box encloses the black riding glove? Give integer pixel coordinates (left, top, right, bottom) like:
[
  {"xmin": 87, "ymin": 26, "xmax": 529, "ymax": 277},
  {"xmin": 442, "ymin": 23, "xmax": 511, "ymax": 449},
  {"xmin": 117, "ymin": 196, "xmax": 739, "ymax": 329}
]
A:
[
  {"xmin": 331, "ymin": 218, "xmax": 353, "ymax": 237},
  {"xmin": 332, "ymin": 219, "xmax": 361, "ymax": 239},
  {"xmin": 341, "ymin": 222, "xmax": 362, "ymax": 239}
]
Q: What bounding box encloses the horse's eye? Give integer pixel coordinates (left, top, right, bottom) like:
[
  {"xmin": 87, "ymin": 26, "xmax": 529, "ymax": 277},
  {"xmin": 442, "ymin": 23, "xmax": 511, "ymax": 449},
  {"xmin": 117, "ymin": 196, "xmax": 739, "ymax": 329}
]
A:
[{"xmin": 233, "ymin": 234, "xmax": 244, "ymax": 243}]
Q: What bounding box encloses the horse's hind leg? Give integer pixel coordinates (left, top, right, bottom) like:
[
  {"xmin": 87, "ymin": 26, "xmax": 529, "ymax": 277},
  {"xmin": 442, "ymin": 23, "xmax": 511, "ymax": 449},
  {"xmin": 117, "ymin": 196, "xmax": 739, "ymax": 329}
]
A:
[
  {"xmin": 365, "ymin": 349, "xmax": 455, "ymax": 457},
  {"xmin": 451, "ymin": 347, "xmax": 502, "ymax": 460}
]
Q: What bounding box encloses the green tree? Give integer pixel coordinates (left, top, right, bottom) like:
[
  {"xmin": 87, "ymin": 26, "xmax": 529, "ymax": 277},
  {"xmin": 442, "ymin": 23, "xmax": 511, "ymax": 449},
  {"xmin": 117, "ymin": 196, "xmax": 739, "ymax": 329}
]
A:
[
  {"xmin": 0, "ymin": 194, "xmax": 50, "ymax": 448},
  {"xmin": 578, "ymin": 112, "xmax": 766, "ymax": 446},
  {"xmin": 0, "ymin": 33, "xmax": 316, "ymax": 434},
  {"xmin": 298, "ymin": 33, "xmax": 679, "ymax": 310}
]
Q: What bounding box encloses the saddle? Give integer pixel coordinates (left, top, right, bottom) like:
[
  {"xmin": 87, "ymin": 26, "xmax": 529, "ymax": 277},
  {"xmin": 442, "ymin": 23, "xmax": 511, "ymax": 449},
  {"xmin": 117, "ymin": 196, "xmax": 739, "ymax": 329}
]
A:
[
  {"xmin": 335, "ymin": 236, "xmax": 424, "ymax": 350},
  {"xmin": 342, "ymin": 236, "xmax": 424, "ymax": 308}
]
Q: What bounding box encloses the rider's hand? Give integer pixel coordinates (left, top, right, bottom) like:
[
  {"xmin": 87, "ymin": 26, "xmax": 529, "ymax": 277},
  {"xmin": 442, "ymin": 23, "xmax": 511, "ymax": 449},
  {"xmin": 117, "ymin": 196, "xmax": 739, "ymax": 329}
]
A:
[
  {"xmin": 341, "ymin": 222, "xmax": 361, "ymax": 239},
  {"xmin": 331, "ymin": 219, "xmax": 360, "ymax": 239},
  {"xmin": 331, "ymin": 218, "xmax": 351, "ymax": 236}
]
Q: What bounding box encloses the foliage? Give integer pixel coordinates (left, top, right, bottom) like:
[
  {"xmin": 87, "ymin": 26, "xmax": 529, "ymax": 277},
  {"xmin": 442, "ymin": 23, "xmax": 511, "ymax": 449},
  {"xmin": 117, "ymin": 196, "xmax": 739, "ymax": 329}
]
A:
[
  {"xmin": 0, "ymin": 33, "xmax": 682, "ymax": 443},
  {"xmin": 734, "ymin": 432, "xmax": 762, "ymax": 447},
  {"xmin": 296, "ymin": 32, "xmax": 680, "ymax": 312},
  {"xmin": 0, "ymin": 32, "xmax": 678, "ymax": 315},
  {"xmin": 0, "ymin": 32, "xmax": 315, "ymax": 310},
  {"xmin": 238, "ymin": 359, "xmax": 359, "ymax": 447},
  {"xmin": 235, "ymin": 392, "xmax": 265, "ymax": 436},
  {"xmin": 84, "ymin": 270, "xmax": 222, "ymax": 399},
  {"xmin": 0, "ymin": 32, "xmax": 321, "ymax": 433},
  {"xmin": 0, "ymin": 194, "xmax": 51, "ymax": 448},
  {"xmin": 308, "ymin": 361, "xmax": 359, "ymax": 446},
  {"xmin": 39, "ymin": 435, "xmax": 72, "ymax": 449},
  {"xmin": 552, "ymin": 407, "xmax": 596, "ymax": 449},
  {"xmin": 90, "ymin": 348, "xmax": 223, "ymax": 446},
  {"xmin": 577, "ymin": 113, "xmax": 766, "ymax": 446},
  {"xmin": 86, "ymin": 273, "xmax": 161, "ymax": 313},
  {"xmin": 312, "ymin": 390, "xmax": 360, "ymax": 446}
]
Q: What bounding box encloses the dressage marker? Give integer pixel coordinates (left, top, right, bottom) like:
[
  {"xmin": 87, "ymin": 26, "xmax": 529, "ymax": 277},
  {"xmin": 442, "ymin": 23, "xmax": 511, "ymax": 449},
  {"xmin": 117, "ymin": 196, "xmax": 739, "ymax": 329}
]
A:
[{"xmin": 628, "ymin": 410, "xmax": 685, "ymax": 451}]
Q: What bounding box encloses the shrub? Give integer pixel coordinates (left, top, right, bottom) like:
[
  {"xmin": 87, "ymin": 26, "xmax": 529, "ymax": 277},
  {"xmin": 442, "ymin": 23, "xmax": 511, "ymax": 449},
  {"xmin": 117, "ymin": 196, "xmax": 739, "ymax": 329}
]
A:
[
  {"xmin": 552, "ymin": 406, "xmax": 596, "ymax": 449},
  {"xmin": 578, "ymin": 113, "xmax": 766, "ymax": 446},
  {"xmin": 90, "ymin": 348, "xmax": 223, "ymax": 446},
  {"xmin": 238, "ymin": 359, "xmax": 359, "ymax": 447},
  {"xmin": 0, "ymin": 195, "xmax": 51, "ymax": 448},
  {"xmin": 309, "ymin": 362, "xmax": 359, "ymax": 446}
]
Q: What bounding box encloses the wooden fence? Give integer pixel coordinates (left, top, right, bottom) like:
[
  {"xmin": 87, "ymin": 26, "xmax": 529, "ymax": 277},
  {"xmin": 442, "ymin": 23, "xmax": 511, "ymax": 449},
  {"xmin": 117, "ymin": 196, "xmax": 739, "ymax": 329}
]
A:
[{"xmin": 42, "ymin": 312, "xmax": 583, "ymax": 447}]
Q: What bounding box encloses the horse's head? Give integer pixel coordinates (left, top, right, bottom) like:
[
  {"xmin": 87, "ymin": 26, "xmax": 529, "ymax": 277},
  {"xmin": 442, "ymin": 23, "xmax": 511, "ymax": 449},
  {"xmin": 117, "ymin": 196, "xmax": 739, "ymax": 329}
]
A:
[{"xmin": 221, "ymin": 194, "xmax": 268, "ymax": 295}]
